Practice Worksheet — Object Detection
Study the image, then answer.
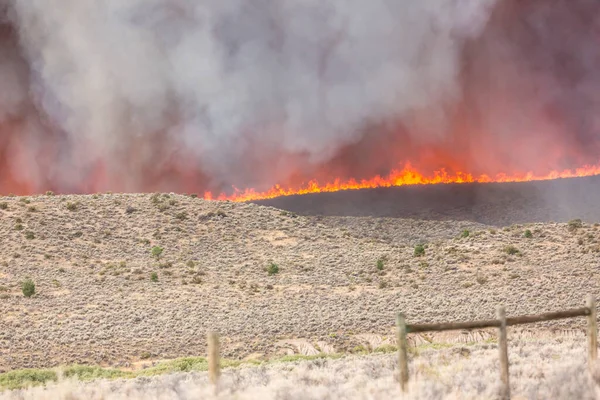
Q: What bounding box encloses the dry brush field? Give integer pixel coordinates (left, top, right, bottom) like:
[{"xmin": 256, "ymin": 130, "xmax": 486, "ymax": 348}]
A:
[
  {"xmin": 1, "ymin": 190, "xmax": 600, "ymax": 397},
  {"xmin": 2, "ymin": 337, "xmax": 600, "ymax": 399}
]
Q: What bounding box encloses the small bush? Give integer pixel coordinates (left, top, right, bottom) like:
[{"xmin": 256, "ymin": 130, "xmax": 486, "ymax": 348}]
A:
[
  {"xmin": 150, "ymin": 272, "xmax": 158, "ymax": 282},
  {"xmin": 503, "ymin": 245, "xmax": 520, "ymax": 255},
  {"xmin": 125, "ymin": 206, "xmax": 136, "ymax": 214},
  {"xmin": 175, "ymin": 212, "xmax": 187, "ymax": 221},
  {"xmin": 267, "ymin": 263, "xmax": 279, "ymax": 276},
  {"xmin": 414, "ymin": 244, "xmax": 425, "ymax": 257},
  {"xmin": 374, "ymin": 344, "xmax": 397, "ymax": 353},
  {"xmin": 376, "ymin": 258, "xmax": 384, "ymax": 271},
  {"xmin": 151, "ymin": 246, "xmax": 163, "ymax": 260},
  {"xmin": 45, "ymin": 191, "xmax": 54, "ymax": 196},
  {"xmin": 524, "ymin": 229, "xmax": 533, "ymax": 238},
  {"xmin": 66, "ymin": 202, "xmax": 79, "ymax": 211},
  {"xmin": 461, "ymin": 230, "xmax": 470, "ymax": 238},
  {"xmin": 150, "ymin": 193, "xmax": 161, "ymax": 204},
  {"xmin": 24, "ymin": 231, "xmax": 35, "ymax": 240},
  {"xmin": 0, "ymin": 202, "xmax": 7, "ymax": 210},
  {"xmin": 568, "ymin": 219, "xmax": 583, "ymax": 232},
  {"xmin": 14, "ymin": 224, "xmax": 23, "ymax": 231},
  {"xmin": 21, "ymin": 279, "xmax": 35, "ymax": 297}
]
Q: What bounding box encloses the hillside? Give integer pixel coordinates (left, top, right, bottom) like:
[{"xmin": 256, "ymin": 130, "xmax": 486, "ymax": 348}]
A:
[
  {"xmin": 258, "ymin": 175, "xmax": 600, "ymax": 225},
  {"xmin": 0, "ymin": 192, "xmax": 599, "ymax": 372}
]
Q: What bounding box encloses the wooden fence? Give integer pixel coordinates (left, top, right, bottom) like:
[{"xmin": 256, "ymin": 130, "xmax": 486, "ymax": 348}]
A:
[
  {"xmin": 396, "ymin": 295, "xmax": 598, "ymax": 399},
  {"xmin": 204, "ymin": 295, "xmax": 597, "ymax": 398}
]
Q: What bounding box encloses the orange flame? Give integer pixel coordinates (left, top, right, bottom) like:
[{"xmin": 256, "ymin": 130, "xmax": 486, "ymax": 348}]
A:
[{"xmin": 205, "ymin": 163, "xmax": 600, "ymax": 202}]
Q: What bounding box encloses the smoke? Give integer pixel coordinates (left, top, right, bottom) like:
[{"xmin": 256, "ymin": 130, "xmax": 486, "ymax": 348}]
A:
[
  {"xmin": 0, "ymin": 0, "xmax": 498, "ymax": 194},
  {"xmin": 0, "ymin": 0, "xmax": 599, "ymax": 195}
]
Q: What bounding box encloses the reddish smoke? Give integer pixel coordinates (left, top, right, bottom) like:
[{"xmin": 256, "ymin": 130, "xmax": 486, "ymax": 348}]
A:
[{"xmin": 1, "ymin": 0, "xmax": 600, "ymax": 198}]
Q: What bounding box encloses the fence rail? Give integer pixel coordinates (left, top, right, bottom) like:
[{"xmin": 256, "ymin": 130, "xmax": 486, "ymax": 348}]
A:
[
  {"xmin": 204, "ymin": 297, "xmax": 597, "ymax": 399},
  {"xmin": 407, "ymin": 307, "xmax": 591, "ymax": 333},
  {"xmin": 396, "ymin": 295, "xmax": 598, "ymax": 399}
]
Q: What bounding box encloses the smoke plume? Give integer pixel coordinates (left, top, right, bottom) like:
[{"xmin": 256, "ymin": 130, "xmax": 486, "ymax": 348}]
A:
[{"xmin": 0, "ymin": 0, "xmax": 599, "ymax": 195}]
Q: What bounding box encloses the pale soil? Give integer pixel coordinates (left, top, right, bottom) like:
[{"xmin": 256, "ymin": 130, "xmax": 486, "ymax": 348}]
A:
[
  {"xmin": 0, "ymin": 192, "xmax": 599, "ymax": 372},
  {"xmin": 2, "ymin": 337, "xmax": 599, "ymax": 399}
]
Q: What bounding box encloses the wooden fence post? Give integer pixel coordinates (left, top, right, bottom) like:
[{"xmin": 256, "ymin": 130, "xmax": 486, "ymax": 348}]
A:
[
  {"xmin": 396, "ymin": 313, "xmax": 409, "ymax": 393},
  {"xmin": 497, "ymin": 307, "xmax": 510, "ymax": 400},
  {"xmin": 588, "ymin": 295, "xmax": 597, "ymax": 371},
  {"xmin": 208, "ymin": 331, "xmax": 220, "ymax": 392}
]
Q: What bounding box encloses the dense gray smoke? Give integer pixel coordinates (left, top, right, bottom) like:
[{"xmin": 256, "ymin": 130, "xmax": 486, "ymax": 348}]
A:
[
  {"xmin": 0, "ymin": 0, "xmax": 496, "ymax": 194},
  {"xmin": 1, "ymin": 0, "xmax": 600, "ymax": 196}
]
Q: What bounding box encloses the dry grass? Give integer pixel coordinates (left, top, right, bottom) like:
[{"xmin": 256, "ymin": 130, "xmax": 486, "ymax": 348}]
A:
[
  {"xmin": 0, "ymin": 193, "xmax": 599, "ymax": 373},
  {"xmin": 1, "ymin": 338, "xmax": 599, "ymax": 399}
]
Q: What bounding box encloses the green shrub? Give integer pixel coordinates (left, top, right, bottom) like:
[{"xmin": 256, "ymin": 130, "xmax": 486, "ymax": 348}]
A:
[
  {"xmin": 151, "ymin": 246, "xmax": 163, "ymax": 260},
  {"xmin": 503, "ymin": 245, "xmax": 520, "ymax": 255},
  {"xmin": 150, "ymin": 272, "xmax": 158, "ymax": 282},
  {"xmin": 524, "ymin": 229, "xmax": 533, "ymax": 238},
  {"xmin": 21, "ymin": 279, "xmax": 35, "ymax": 297},
  {"xmin": 0, "ymin": 202, "xmax": 7, "ymax": 210},
  {"xmin": 376, "ymin": 258, "xmax": 384, "ymax": 271},
  {"xmin": 461, "ymin": 230, "xmax": 470, "ymax": 238},
  {"xmin": 24, "ymin": 231, "xmax": 35, "ymax": 240},
  {"xmin": 568, "ymin": 219, "xmax": 583, "ymax": 232},
  {"xmin": 0, "ymin": 369, "xmax": 57, "ymax": 390},
  {"xmin": 66, "ymin": 201, "xmax": 79, "ymax": 211},
  {"xmin": 414, "ymin": 244, "xmax": 425, "ymax": 257},
  {"xmin": 267, "ymin": 263, "xmax": 279, "ymax": 276}
]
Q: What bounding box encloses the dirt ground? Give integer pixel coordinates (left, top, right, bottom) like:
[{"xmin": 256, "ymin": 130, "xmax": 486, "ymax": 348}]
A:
[{"xmin": 0, "ymin": 188, "xmax": 599, "ymax": 371}]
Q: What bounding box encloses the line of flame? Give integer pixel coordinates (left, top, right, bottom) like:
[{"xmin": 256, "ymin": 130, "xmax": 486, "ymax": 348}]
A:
[{"xmin": 204, "ymin": 163, "xmax": 600, "ymax": 202}]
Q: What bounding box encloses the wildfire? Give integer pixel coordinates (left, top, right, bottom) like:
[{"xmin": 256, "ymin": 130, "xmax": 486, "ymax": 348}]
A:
[{"xmin": 205, "ymin": 163, "xmax": 600, "ymax": 202}]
